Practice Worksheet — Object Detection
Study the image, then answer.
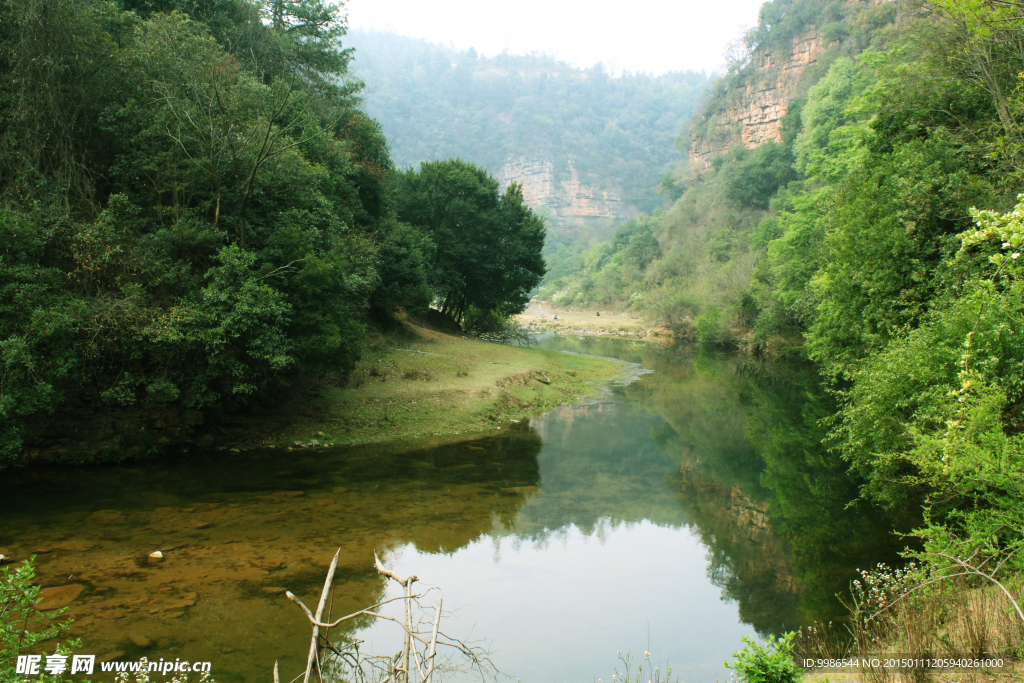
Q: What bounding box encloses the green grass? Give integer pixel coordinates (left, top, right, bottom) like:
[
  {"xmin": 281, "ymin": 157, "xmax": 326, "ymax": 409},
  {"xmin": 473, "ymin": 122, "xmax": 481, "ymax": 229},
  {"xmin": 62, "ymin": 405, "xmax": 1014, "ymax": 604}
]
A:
[{"xmin": 245, "ymin": 321, "xmax": 624, "ymax": 449}]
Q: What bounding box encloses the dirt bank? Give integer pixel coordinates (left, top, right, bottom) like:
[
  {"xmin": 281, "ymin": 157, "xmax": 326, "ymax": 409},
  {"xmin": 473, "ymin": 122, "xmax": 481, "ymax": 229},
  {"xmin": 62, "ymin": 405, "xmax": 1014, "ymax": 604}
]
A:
[{"xmin": 517, "ymin": 301, "xmax": 673, "ymax": 342}]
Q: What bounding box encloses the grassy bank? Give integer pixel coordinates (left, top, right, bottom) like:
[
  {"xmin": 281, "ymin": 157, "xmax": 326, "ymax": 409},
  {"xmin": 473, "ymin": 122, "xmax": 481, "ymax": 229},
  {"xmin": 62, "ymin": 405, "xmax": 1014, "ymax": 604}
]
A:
[
  {"xmin": 237, "ymin": 318, "xmax": 625, "ymax": 450},
  {"xmin": 792, "ymin": 574, "xmax": 1024, "ymax": 683}
]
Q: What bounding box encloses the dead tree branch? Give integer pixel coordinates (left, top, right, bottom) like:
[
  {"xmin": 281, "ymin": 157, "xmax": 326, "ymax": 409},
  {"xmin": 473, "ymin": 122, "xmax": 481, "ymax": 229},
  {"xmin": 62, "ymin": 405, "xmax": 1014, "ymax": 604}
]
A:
[{"xmin": 280, "ymin": 550, "xmax": 497, "ymax": 683}]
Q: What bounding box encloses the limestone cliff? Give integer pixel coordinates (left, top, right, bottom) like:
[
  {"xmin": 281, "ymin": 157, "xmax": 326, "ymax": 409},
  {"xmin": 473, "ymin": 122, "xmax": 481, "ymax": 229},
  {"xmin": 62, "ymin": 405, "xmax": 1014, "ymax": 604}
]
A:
[
  {"xmin": 688, "ymin": 30, "xmax": 838, "ymax": 172},
  {"xmin": 687, "ymin": 0, "xmax": 896, "ymax": 171},
  {"xmin": 497, "ymin": 156, "xmax": 635, "ymax": 241}
]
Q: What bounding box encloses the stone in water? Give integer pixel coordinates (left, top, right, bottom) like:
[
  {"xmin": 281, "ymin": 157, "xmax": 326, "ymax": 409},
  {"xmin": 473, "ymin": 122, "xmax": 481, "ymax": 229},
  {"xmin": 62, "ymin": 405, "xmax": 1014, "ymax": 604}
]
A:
[{"xmin": 37, "ymin": 584, "xmax": 86, "ymax": 611}]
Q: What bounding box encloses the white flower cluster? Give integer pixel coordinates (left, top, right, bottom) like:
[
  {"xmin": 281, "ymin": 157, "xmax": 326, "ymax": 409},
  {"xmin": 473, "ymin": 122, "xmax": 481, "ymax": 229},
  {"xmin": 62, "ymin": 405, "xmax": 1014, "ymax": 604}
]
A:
[
  {"xmin": 960, "ymin": 194, "xmax": 1024, "ymax": 265},
  {"xmin": 851, "ymin": 561, "xmax": 920, "ymax": 614}
]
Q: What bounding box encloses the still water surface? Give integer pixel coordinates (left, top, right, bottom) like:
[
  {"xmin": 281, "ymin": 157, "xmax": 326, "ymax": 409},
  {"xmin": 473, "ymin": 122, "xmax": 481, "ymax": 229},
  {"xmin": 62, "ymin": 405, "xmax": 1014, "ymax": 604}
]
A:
[{"xmin": 0, "ymin": 337, "xmax": 906, "ymax": 682}]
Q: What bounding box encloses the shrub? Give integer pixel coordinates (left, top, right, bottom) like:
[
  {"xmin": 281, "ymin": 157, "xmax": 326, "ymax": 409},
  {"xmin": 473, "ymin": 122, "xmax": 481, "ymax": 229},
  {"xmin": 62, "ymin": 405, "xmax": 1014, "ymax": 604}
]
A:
[
  {"xmin": 725, "ymin": 632, "xmax": 802, "ymax": 683},
  {"xmin": 462, "ymin": 307, "xmax": 535, "ymax": 347},
  {"xmin": 402, "ymin": 368, "xmax": 435, "ymax": 381},
  {"xmin": 694, "ymin": 307, "xmax": 726, "ymax": 346},
  {"xmin": 1, "ymin": 558, "xmax": 76, "ymax": 682}
]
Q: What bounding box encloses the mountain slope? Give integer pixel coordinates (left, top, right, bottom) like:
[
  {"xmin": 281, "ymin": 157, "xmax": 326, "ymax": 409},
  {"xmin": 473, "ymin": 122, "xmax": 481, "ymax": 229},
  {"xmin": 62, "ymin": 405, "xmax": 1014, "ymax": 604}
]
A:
[{"xmin": 346, "ymin": 29, "xmax": 709, "ymax": 242}]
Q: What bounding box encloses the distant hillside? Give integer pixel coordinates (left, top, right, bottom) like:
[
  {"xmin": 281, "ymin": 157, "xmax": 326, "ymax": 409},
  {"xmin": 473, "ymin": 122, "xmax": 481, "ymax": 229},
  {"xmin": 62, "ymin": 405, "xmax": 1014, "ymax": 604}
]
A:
[
  {"xmin": 538, "ymin": 0, "xmax": 898, "ymax": 309},
  {"xmin": 346, "ymin": 29, "xmax": 709, "ymax": 243}
]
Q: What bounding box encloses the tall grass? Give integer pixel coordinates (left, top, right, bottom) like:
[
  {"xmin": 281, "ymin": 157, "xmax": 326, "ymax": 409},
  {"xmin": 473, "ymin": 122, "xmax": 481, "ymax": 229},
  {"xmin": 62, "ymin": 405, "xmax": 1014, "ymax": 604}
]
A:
[{"xmin": 794, "ymin": 563, "xmax": 1024, "ymax": 683}]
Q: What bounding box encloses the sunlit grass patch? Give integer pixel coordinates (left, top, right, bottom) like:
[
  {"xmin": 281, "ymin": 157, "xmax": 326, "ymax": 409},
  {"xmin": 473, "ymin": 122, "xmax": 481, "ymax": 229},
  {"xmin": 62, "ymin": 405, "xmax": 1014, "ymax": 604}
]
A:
[{"xmin": 252, "ymin": 320, "xmax": 624, "ymax": 448}]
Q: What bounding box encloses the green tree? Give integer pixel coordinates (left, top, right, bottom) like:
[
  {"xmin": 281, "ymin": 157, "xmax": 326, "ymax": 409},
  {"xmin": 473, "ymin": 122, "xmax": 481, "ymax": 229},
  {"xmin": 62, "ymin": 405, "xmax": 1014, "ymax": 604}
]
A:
[
  {"xmin": 922, "ymin": 0, "xmax": 1024, "ymax": 160},
  {"xmin": 393, "ymin": 160, "xmax": 546, "ymax": 324},
  {"xmin": 793, "ymin": 57, "xmax": 875, "ymax": 182},
  {"xmin": 827, "ymin": 196, "xmax": 1024, "ymax": 558},
  {"xmin": 722, "ymin": 142, "xmax": 799, "ymax": 209},
  {"xmin": 750, "ymin": 187, "xmax": 827, "ymax": 343},
  {"xmin": 622, "ymin": 231, "xmax": 662, "ymax": 272},
  {"xmin": 807, "ymin": 138, "xmax": 993, "ymax": 378},
  {"xmin": 0, "ymin": 0, "xmax": 417, "ymax": 464},
  {"xmin": 0, "ymin": 0, "xmax": 120, "ymax": 211}
]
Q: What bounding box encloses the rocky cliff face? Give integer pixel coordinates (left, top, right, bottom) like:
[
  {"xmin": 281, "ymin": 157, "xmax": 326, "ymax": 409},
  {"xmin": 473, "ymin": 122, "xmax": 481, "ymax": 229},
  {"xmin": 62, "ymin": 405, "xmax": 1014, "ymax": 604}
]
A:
[
  {"xmin": 497, "ymin": 156, "xmax": 635, "ymax": 241},
  {"xmin": 688, "ymin": 31, "xmax": 837, "ymax": 171},
  {"xmin": 688, "ymin": 0, "xmax": 898, "ymax": 171}
]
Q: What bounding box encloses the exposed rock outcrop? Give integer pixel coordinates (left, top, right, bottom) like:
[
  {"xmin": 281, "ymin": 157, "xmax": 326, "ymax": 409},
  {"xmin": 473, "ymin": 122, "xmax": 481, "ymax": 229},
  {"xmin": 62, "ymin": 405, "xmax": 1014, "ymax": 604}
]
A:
[
  {"xmin": 497, "ymin": 156, "xmax": 634, "ymax": 241},
  {"xmin": 688, "ymin": 0, "xmax": 898, "ymax": 171},
  {"xmin": 688, "ymin": 31, "xmax": 838, "ymax": 172}
]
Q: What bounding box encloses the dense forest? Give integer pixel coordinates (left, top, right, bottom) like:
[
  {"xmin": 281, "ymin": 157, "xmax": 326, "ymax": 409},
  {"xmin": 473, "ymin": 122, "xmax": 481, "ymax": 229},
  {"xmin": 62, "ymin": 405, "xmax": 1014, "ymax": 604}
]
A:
[
  {"xmin": 345, "ymin": 29, "xmax": 709, "ymax": 216},
  {"xmin": 3, "ymin": 0, "xmax": 1023, "ymax": 664},
  {"xmin": 541, "ymin": 0, "xmax": 1024, "ymax": 613},
  {"xmin": 0, "ymin": 0, "xmax": 545, "ymax": 465}
]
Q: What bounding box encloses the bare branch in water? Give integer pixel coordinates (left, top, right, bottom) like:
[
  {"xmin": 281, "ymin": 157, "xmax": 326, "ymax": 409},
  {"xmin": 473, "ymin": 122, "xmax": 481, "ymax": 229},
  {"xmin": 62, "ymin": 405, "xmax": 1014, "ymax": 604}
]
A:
[
  {"xmin": 279, "ymin": 551, "xmax": 498, "ymax": 683},
  {"xmin": 304, "ymin": 549, "xmax": 339, "ymax": 683}
]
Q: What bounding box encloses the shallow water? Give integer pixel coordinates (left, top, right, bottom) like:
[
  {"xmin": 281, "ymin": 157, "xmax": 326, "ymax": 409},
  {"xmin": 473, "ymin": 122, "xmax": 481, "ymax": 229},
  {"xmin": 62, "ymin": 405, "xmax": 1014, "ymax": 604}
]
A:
[{"xmin": 0, "ymin": 338, "xmax": 906, "ymax": 682}]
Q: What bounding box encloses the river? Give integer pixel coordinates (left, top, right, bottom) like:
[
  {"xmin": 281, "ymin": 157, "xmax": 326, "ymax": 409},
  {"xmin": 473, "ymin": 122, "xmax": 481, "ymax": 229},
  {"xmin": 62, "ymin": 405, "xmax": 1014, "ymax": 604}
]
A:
[{"xmin": 0, "ymin": 336, "xmax": 908, "ymax": 682}]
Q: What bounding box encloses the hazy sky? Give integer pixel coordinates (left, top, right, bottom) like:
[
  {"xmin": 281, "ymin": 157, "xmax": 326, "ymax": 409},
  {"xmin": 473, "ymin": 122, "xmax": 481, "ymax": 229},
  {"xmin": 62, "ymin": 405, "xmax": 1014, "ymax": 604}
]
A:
[{"xmin": 344, "ymin": 0, "xmax": 768, "ymax": 76}]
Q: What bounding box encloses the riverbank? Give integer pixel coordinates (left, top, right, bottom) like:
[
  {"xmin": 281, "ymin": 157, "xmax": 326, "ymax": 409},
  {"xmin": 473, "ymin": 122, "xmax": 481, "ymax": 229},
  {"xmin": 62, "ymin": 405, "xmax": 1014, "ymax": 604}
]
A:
[
  {"xmin": 517, "ymin": 301, "xmax": 673, "ymax": 341},
  {"xmin": 518, "ymin": 301, "xmax": 804, "ymax": 354},
  {"xmin": 231, "ymin": 317, "xmax": 626, "ymax": 450}
]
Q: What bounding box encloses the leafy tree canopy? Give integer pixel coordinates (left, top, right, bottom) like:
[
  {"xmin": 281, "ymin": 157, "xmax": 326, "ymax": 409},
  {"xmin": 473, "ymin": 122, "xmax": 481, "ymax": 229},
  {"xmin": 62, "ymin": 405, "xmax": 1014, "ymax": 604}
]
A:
[
  {"xmin": 394, "ymin": 160, "xmax": 546, "ymax": 324},
  {"xmin": 0, "ymin": 0, "xmax": 434, "ymax": 463}
]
